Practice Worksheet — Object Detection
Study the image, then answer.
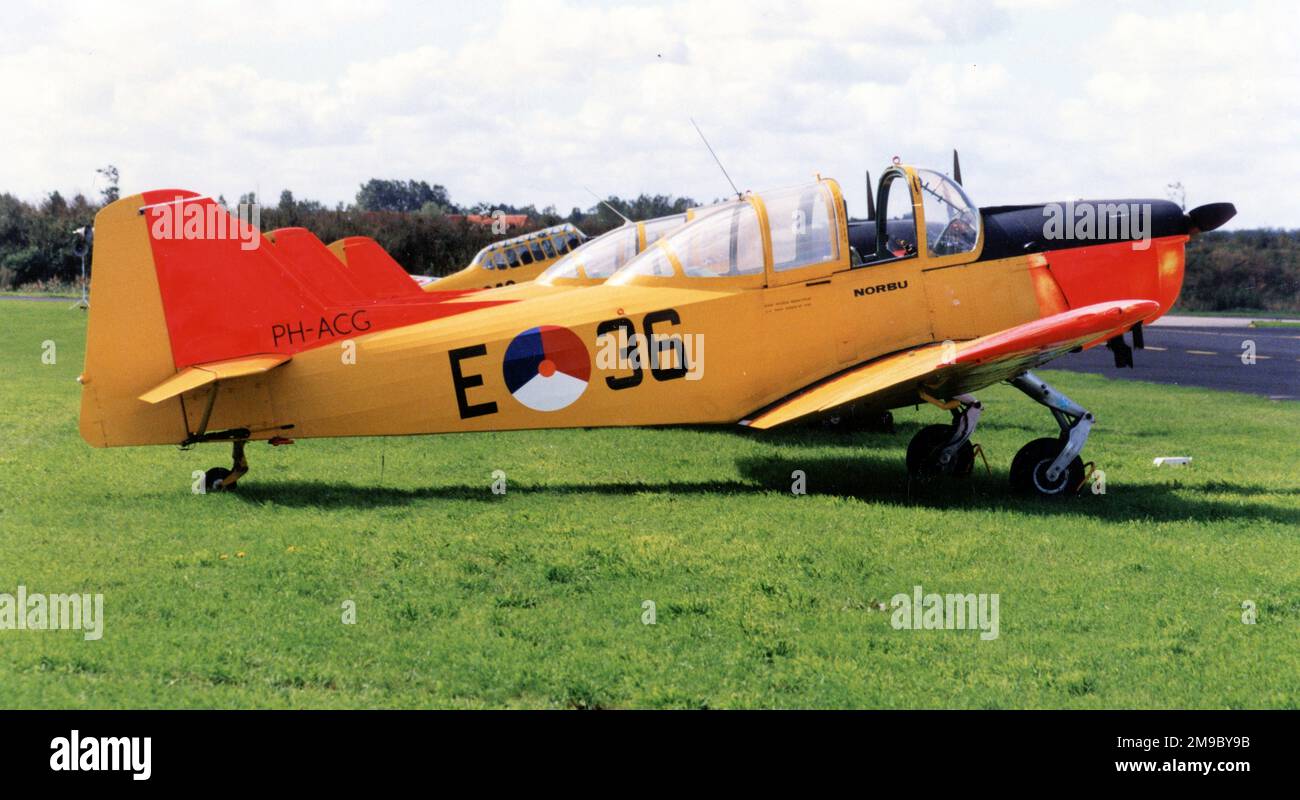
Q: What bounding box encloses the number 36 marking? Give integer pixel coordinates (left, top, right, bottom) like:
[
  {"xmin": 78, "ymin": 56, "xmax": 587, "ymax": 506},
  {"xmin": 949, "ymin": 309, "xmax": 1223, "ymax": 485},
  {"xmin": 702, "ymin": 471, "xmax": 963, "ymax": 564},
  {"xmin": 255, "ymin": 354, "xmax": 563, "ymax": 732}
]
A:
[{"xmin": 595, "ymin": 309, "xmax": 688, "ymax": 389}]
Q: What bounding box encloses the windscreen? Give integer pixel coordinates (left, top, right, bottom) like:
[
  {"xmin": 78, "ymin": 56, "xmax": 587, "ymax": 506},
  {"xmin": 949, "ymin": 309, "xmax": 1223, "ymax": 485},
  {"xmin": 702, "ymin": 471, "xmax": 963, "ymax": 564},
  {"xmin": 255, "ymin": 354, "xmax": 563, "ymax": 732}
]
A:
[
  {"xmin": 917, "ymin": 169, "xmax": 980, "ymax": 257},
  {"xmin": 538, "ymin": 224, "xmax": 638, "ymax": 282},
  {"xmin": 610, "ymin": 202, "xmax": 762, "ymax": 282}
]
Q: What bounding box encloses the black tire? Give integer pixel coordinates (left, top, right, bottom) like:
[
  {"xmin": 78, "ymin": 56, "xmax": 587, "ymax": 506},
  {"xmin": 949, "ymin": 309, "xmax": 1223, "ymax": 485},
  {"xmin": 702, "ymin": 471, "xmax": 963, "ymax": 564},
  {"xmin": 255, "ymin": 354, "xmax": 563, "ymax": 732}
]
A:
[
  {"xmin": 204, "ymin": 467, "xmax": 232, "ymax": 493},
  {"xmin": 906, "ymin": 424, "xmax": 974, "ymax": 480},
  {"xmin": 1009, "ymin": 438, "xmax": 1084, "ymax": 497}
]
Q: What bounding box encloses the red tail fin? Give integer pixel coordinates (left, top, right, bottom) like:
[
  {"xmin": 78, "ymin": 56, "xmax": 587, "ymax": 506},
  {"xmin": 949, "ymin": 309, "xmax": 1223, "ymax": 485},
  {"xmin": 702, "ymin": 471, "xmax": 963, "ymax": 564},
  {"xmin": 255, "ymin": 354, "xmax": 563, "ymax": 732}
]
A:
[
  {"xmin": 330, "ymin": 236, "xmax": 429, "ymax": 299},
  {"xmin": 140, "ymin": 192, "xmax": 511, "ymax": 369},
  {"xmin": 266, "ymin": 227, "xmax": 370, "ymax": 304}
]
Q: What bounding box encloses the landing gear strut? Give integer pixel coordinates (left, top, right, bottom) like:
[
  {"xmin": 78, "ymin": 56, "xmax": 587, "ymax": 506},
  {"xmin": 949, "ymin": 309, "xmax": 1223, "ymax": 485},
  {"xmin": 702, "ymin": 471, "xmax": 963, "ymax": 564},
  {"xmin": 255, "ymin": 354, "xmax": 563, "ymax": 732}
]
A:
[
  {"xmin": 179, "ymin": 379, "xmax": 295, "ymax": 493},
  {"xmin": 906, "ymin": 393, "xmax": 982, "ymax": 480},
  {"xmin": 1008, "ymin": 371, "xmax": 1091, "ymax": 497},
  {"xmin": 204, "ymin": 439, "xmax": 248, "ymax": 493}
]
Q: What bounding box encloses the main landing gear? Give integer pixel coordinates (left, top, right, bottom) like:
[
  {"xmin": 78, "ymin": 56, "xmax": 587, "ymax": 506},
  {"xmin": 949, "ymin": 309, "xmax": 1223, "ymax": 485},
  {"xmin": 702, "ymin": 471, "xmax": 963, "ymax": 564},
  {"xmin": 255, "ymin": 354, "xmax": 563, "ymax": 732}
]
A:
[
  {"xmin": 906, "ymin": 393, "xmax": 983, "ymax": 480},
  {"xmin": 1007, "ymin": 371, "xmax": 1092, "ymax": 497},
  {"xmin": 904, "ymin": 372, "xmax": 1094, "ymax": 497}
]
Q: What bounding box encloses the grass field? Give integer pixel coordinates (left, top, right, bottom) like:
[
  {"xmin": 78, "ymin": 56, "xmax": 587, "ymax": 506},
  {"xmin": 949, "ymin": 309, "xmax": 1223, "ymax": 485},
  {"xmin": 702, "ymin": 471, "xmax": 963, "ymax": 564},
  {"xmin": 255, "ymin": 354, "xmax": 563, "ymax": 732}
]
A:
[
  {"xmin": 1170, "ymin": 308, "xmax": 1300, "ymax": 320},
  {"xmin": 1, "ymin": 299, "xmax": 1297, "ymax": 709}
]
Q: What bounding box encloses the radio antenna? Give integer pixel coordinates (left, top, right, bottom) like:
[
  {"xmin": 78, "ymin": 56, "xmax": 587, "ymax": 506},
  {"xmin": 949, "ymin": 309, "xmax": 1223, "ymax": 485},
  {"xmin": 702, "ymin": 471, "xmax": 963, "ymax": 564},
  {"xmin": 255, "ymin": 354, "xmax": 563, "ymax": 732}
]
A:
[
  {"xmin": 690, "ymin": 118, "xmax": 742, "ymax": 199},
  {"xmin": 582, "ymin": 185, "xmax": 632, "ymax": 225}
]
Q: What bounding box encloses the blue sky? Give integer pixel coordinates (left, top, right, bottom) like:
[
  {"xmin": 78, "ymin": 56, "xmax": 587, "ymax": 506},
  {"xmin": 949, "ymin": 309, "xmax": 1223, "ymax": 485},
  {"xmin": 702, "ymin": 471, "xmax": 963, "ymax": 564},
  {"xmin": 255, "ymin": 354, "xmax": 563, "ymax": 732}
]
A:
[{"xmin": 1, "ymin": 0, "xmax": 1294, "ymax": 227}]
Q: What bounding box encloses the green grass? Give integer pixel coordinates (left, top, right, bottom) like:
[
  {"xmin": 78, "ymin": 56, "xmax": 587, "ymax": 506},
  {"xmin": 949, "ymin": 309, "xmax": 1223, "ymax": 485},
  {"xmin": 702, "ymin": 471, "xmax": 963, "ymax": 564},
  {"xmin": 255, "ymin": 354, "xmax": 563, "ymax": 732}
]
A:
[
  {"xmin": 1, "ymin": 299, "xmax": 1298, "ymax": 709},
  {"xmin": 1250, "ymin": 320, "xmax": 1300, "ymax": 329},
  {"xmin": 1170, "ymin": 307, "xmax": 1300, "ymax": 320}
]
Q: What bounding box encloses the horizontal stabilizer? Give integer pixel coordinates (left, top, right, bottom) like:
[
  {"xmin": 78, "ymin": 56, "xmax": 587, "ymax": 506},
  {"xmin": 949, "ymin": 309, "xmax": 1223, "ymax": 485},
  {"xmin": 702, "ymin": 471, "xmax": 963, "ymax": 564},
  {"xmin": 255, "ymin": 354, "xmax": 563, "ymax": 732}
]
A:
[{"xmin": 138, "ymin": 353, "xmax": 291, "ymax": 404}]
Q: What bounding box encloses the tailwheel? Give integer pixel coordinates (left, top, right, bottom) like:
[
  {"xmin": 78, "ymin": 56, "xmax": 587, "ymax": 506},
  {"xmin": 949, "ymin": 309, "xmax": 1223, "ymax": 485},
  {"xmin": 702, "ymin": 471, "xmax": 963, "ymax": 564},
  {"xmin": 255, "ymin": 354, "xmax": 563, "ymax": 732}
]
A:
[
  {"xmin": 1010, "ymin": 437, "xmax": 1085, "ymax": 497},
  {"xmin": 204, "ymin": 467, "xmax": 233, "ymax": 493},
  {"xmin": 204, "ymin": 440, "xmax": 249, "ymax": 493}
]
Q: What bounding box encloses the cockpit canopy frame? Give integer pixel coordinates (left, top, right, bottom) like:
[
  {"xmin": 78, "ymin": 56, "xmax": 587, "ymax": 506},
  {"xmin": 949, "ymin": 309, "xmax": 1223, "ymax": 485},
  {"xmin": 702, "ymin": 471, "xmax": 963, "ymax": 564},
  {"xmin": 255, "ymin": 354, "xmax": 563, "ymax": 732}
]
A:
[
  {"xmin": 608, "ymin": 178, "xmax": 850, "ymax": 289},
  {"xmin": 604, "ymin": 166, "xmax": 982, "ymax": 289}
]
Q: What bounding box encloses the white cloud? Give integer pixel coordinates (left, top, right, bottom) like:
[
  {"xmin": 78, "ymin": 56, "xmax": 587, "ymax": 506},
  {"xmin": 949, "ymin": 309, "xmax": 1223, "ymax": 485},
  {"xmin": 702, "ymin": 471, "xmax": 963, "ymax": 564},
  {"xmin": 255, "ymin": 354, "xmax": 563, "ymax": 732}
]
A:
[
  {"xmin": 0, "ymin": 0, "xmax": 1292, "ymax": 226},
  {"xmin": 1049, "ymin": 7, "xmax": 1300, "ymax": 221}
]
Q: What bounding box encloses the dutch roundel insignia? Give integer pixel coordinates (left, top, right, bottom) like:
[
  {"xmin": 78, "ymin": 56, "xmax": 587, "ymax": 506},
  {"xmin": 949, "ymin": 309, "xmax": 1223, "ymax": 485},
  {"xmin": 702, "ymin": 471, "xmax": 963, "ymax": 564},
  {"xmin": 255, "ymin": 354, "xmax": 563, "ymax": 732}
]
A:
[{"xmin": 502, "ymin": 325, "xmax": 591, "ymax": 411}]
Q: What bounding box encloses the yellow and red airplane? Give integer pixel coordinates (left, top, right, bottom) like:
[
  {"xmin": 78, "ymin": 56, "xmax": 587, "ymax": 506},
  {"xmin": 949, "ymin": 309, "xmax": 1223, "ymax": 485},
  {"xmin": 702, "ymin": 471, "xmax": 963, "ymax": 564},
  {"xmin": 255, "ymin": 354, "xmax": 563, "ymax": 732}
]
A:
[
  {"xmin": 454, "ymin": 202, "xmax": 740, "ymax": 305},
  {"xmin": 78, "ymin": 163, "xmax": 1234, "ymax": 496},
  {"xmin": 419, "ymin": 223, "xmax": 587, "ymax": 291},
  {"xmin": 315, "ymin": 205, "xmax": 717, "ymax": 304}
]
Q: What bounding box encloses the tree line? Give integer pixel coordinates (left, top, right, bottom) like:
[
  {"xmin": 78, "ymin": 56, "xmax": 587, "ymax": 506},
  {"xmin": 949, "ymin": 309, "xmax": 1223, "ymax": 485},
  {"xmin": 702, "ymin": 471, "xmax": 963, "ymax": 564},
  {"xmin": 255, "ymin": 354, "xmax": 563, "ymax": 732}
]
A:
[
  {"xmin": 1177, "ymin": 229, "xmax": 1300, "ymax": 312},
  {"xmin": 1, "ymin": 170, "xmax": 1296, "ymax": 312},
  {"xmin": 0, "ymin": 172, "xmax": 700, "ymax": 289}
]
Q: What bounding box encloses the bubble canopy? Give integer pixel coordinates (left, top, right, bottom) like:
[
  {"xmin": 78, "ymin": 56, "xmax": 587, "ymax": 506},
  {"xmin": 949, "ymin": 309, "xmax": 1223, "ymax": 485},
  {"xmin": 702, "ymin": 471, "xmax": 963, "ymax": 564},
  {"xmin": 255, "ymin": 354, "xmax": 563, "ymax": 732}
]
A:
[{"xmin": 608, "ymin": 179, "xmax": 845, "ymax": 287}]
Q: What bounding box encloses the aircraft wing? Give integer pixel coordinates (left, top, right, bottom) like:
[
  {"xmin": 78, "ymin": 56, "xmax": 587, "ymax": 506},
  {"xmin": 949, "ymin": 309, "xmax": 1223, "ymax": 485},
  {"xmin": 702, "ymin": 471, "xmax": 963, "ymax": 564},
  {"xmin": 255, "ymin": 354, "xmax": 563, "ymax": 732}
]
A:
[{"xmin": 740, "ymin": 300, "xmax": 1157, "ymax": 430}]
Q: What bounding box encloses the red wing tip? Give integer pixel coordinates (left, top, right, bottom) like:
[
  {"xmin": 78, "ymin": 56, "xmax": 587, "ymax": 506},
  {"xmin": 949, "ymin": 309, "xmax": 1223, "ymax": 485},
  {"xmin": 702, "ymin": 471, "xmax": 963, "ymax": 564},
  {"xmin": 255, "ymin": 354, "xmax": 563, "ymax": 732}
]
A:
[{"xmin": 955, "ymin": 300, "xmax": 1160, "ymax": 366}]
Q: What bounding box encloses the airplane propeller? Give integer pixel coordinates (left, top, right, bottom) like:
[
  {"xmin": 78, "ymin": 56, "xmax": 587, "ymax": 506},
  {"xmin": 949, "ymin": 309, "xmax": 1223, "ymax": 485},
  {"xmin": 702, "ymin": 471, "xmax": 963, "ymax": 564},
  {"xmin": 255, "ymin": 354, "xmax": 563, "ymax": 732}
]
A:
[{"xmin": 1186, "ymin": 202, "xmax": 1237, "ymax": 234}]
